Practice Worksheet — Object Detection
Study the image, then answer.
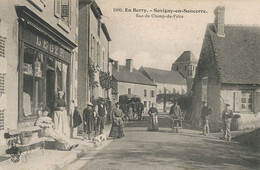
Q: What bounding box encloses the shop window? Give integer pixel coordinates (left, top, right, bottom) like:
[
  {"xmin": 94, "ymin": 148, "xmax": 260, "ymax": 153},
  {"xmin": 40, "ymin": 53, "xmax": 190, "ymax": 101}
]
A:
[
  {"xmin": 241, "ymin": 91, "xmax": 253, "ymax": 111},
  {"xmin": 144, "ymin": 89, "xmax": 147, "ymax": 97},
  {"xmin": 23, "ymin": 47, "xmax": 44, "ymax": 118},
  {"xmin": 20, "ymin": 46, "xmax": 70, "ymax": 121}
]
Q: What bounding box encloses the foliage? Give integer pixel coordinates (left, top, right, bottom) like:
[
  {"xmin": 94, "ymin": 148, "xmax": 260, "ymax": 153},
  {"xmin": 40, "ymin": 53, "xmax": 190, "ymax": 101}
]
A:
[
  {"xmin": 92, "ymin": 97, "xmax": 109, "ymax": 108},
  {"xmin": 99, "ymin": 70, "xmax": 112, "ymax": 90},
  {"xmin": 156, "ymin": 93, "xmax": 192, "ymax": 111},
  {"xmin": 88, "ymin": 59, "xmax": 99, "ymax": 88}
]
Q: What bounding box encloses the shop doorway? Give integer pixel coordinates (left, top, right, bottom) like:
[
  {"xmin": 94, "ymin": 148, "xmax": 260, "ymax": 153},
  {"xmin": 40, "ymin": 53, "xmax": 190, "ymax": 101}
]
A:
[{"xmin": 46, "ymin": 69, "xmax": 55, "ymax": 118}]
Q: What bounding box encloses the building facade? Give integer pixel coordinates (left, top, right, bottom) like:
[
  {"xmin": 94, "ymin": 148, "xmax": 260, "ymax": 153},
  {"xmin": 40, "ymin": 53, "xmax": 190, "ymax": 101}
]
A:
[
  {"xmin": 190, "ymin": 6, "xmax": 260, "ymax": 132},
  {"xmin": 112, "ymin": 59, "xmax": 157, "ymax": 112},
  {"xmin": 0, "ymin": 0, "xmax": 78, "ymax": 144},
  {"xmin": 139, "ymin": 67, "xmax": 187, "ymax": 112},
  {"xmin": 78, "ymin": 0, "xmax": 111, "ymax": 114}
]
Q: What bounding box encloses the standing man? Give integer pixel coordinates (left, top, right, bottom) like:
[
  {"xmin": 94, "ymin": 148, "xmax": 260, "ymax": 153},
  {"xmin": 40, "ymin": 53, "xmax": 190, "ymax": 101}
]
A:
[
  {"xmin": 83, "ymin": 102, "xmax": 96, "ymax": 140},
  {"xmin": 169, "ymin": 100, "xmax": 182, "ymax": 133},
  {"xmin": 96, "ymin": 100, "xmax": 107, "ymax": 135},
  {"xmin": 221, "ymin": 103, "xmax": 233, "ymax": 141},
  {"xmin": 200, "ymin": 101, "xmax": 212, "ymax": 136},
  {"xmin": 137, "ymin": 102, "xmax": 144, "ymax": 121}
]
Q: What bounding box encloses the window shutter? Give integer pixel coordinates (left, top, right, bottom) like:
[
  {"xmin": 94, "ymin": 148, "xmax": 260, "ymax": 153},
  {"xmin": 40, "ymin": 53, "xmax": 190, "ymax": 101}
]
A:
[
  {"xmin": 69, "ymin": 0, "xmax": 72, "ymax": 26},
  {"xmin": 61, "ymin": 5, "xmax": 69, "ymax": 18},
  {"xmin": 0, "ymin": 35, "xmax": 6, "ymax": 131},
  {"xmin": 55, "ymin": 0, "xmax": 61, "ymax": 17}
]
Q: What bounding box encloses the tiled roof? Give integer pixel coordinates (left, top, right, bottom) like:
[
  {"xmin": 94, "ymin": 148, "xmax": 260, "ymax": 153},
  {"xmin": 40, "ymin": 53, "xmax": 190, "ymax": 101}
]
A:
[
  {"xmin": 208, "ymin": 24, "xmax": 260, "ymax": 84},
  {"xmin": 139, "ymin": 67, "xmax": 186, "ymax": 85},
  {"xmin": 175, "ymin": 51, "xmax": 198, "ymax": 64},
  {"xmin": 112, "ymin": 66, "xmax": 156, "ymax": 86}
]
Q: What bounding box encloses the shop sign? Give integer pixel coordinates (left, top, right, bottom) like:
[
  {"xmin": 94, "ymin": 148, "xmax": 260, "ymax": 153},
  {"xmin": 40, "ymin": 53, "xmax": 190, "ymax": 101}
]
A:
[{"xmin": 22, "ymin": 28, "xmax": 71, "ymax": 63}]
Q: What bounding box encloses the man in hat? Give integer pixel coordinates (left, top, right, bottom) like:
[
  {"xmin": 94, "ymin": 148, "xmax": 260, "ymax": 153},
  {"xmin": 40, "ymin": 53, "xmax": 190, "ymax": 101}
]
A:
[
  {"xmin": 200, "ymin": 101, "xmax": 212, "ymax": 136},
  {"xmin": 169, "ymin": 100, "xmax": 182, "ymax": 132},
  {"xmin": 83, "ymin": 102, "xmax": 97, "ymax": 140},
  {"xmin": 96, "ymin": 100, "xmax": 107, "ymax": 135},
  {"xmin": 221, "ymin": 103, "xmax": 233, "ymax": 141}
]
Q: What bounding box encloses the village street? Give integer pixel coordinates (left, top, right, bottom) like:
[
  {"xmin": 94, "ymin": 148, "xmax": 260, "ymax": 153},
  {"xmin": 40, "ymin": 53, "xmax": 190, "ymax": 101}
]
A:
[{"xmin": 64, "ymin": 115, "xmax": 260, "ymax": 170}]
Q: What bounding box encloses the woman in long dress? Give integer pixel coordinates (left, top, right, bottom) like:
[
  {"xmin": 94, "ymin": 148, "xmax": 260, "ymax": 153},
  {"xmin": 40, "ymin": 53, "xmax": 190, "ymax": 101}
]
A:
[
  {"xmin": 83, "ymin": 102, "xmax": 97, "ymax": 140},
  {"xmin": 109, "ymin": 102, "xmax": 125, "ymax": 139},
  {"xmin": 147, "ymin": 103, "xmax": 159, "ymax": 131},
  {"xmin": 53, "ymin": 91, "xmax": 69, "ymax": 137}
]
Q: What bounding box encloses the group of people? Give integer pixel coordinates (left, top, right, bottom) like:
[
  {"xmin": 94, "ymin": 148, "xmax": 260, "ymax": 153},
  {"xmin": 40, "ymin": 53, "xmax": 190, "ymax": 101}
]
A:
[
  {"xmin": 82, "ymin": 101, "xmax": 125, "ymax": 140},
  {"xmin": 35, "ymin": 91, "xmax": 126, "ymax": 151},
  {"xmin": 147, "ymin": 100, "xmax": 183, "ymax": 132},
  {"xmin": 201, "ymin": 100, "xmax": 234, "ymax": 141},
  {"xmin": 127, "ymin": 102, "xmax": 144, "ymax": 121},
  {"xmin": 146, "ymin": 99, "xmax": 234, "ymax": 142}
]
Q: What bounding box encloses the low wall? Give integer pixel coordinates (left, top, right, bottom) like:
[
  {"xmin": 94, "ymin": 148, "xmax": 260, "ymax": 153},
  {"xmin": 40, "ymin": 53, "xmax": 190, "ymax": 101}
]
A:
[{"xmin": 231, "ymin": 112, "xmax": 260, "ymax": 131}]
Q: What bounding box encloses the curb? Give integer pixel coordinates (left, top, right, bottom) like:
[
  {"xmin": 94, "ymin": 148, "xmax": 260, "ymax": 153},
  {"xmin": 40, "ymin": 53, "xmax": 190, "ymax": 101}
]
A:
[{"xmin": 53, "ymin": 124, "xmax": 112, "ymax": 170}]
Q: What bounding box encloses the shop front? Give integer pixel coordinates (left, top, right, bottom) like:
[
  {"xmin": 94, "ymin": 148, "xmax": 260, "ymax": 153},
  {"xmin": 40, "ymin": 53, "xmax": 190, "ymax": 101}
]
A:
[{"xmin": 16, "ymin": 7, "xmax": 76, "ymax": 127}]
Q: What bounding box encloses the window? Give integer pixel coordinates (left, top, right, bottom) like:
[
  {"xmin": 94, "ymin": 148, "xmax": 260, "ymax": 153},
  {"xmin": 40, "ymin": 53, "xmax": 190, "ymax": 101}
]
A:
[
  {"xmin": 55, "ymin": 0, "xmax": 71, "ymax": 26},
  {"xmin": 23, "ymin": 47, "xmax": 44, "ymax": 118},
  {"xmin": 176, "ymin": 66, "xmax": 178, "ymax": 71},
  {"xmin": 128, "ymin": 88, "xmax": 131, "ymax": 94},
  {"xmin": 149, "ymin": 101, "xmax": 151, "ymax": 108},
  {"xmin": 151, "ymin": 90, "xmax": 154, "ymax": 97},
  {"xmin": 144, "ymin": 101, "xmax": 147, "ymax": 108},
  {"xmin": 144, "ymin": 89, "xmax": 147, "ymax": 97},
  {"xmin": 241, "ymin": 91, "xmax": 253, "ymax": 111},
  {"xmin": 188, "ymin": 70, "xmax": 193, "ymax": 76},
  {"xmin": 20, "ymin": 46, "xmax": 69, "ymax": 121},
  {"xmin": 185, "ymin": 66, "xmax": 187, "ymax": 70},
  {"xmin": 102, "ymin": 51, "xmax": 105, "ymax": 71}
]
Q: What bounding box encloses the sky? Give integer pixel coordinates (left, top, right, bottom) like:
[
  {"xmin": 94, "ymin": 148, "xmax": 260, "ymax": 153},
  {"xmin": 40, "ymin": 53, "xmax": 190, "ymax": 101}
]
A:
[{"xmin": 96, "ymin": 0, "xmax": 259, "ymax": 70}]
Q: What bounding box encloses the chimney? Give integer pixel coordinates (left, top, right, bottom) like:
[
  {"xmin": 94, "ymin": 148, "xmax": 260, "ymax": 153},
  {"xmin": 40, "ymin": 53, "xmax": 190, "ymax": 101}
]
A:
[
  {"xmin": 114, "ymin": 61, "xmax": 119, "ymax": 72},
  {"xmin": 126, "ymin": 59, "xmax": 133, "ymax": 72},
  {"xmin": 214, "ymin": 6, "xmax": 225, "ymax": 37}
]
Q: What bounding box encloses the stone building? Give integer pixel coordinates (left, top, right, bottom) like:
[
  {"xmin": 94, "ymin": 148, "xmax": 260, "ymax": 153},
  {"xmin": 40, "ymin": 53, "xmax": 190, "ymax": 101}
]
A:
[
  {"xmin": 112, "ymin": 59, "xmax": 157, "ymax": 111},
  {"xmin": 139, "ymin": 67, "xmax": 186, "ymax": 112},
  {"xmin": 78, "ymin": 0, "xmax": 111, "ymax": 114},
  {"xmin": 0, "ymin": 0, "xmax": 78, "ymax": 143},
  {"xmin": 191, "ymin": 6, "xmax": 260, "ymax": 131},
  {"xmin": 172, "ymin": 51, "xmax": 197, "ymax": 92}
]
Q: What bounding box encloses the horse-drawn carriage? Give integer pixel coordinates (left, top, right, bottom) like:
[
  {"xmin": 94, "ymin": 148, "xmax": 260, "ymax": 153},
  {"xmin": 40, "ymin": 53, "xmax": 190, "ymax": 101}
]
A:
[{"xmin": 119, "ymin": 94, "xmax": 144, "ymax": 121}]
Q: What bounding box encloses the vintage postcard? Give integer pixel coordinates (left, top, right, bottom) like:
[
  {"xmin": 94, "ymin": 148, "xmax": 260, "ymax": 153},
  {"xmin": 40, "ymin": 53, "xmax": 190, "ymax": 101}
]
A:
[{"xmin": 0, "ymin": 0, "xmax": 259, "ymax": 169}]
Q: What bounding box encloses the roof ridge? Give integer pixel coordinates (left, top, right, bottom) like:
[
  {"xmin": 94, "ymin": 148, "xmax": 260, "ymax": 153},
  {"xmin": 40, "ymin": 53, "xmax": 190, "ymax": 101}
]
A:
[
  {"xmin": 140, "ymin": 66, "xmax": 153, "ymax": 80},
  {"xmin": 225, "ymin": 24, "xmax": 260, "ymax": 28}
]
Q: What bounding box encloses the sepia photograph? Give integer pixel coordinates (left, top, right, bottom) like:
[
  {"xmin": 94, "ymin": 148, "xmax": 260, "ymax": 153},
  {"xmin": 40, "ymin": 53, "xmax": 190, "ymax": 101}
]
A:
[{"xmin": 0, "ymin": 0, "xmax": 259, "ymax": 169}]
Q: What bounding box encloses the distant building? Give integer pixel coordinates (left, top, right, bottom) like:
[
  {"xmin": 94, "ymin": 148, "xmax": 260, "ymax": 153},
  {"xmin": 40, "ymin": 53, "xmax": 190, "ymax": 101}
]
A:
[
  {"xmin": 139, "ymin": 67, "xmax": 187, "ymax": 112},
  {"xmin": 112, "ymin": 59, "xmax": 157, "ymax": 110},
  {"xmin": 78, "ymin": 0, "xmax": 111, "ymax": 114},
  {"xmin": 172, "ymin": 51, "xmax": 197, "ymax": 92},
  {"xmin": 191, "ymin": 6, "xmax": 260, "ymax": 131}
]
